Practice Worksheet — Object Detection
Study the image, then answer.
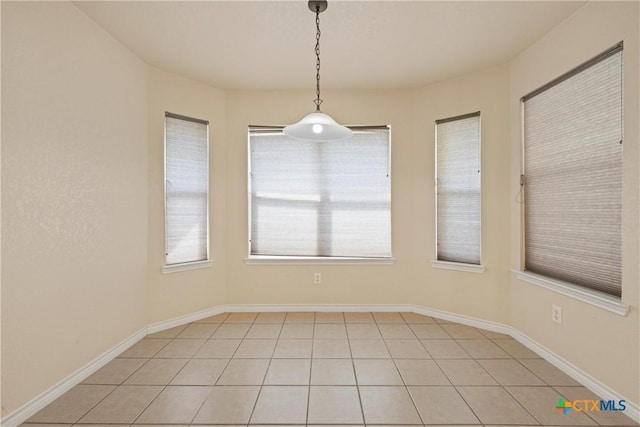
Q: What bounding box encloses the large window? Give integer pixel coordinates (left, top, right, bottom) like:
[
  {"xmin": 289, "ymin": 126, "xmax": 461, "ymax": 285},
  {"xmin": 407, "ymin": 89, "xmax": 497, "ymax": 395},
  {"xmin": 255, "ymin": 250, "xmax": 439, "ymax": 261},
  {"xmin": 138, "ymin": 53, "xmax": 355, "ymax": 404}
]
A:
[
  {"xmin": 248, "ymin": 126, "xmax": 391, "ymax": 258},
  {"xmin": 522, "ymin": 44, "xmax": 623, "ymax": 297},
  {"xmin": 164, "ymin": 112, "xmax": 209, "ymax": 266},
  {"xmin": 435, "ymin": 112, "xmax": 481, "ymax": 265}
]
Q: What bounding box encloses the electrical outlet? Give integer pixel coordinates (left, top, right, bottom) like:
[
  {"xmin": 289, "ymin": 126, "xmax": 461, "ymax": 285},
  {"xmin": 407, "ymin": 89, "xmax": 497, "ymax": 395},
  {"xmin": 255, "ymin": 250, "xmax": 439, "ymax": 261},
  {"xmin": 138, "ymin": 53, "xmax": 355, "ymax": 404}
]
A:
[
  {"xmin": 314, "ymin": 272, "xmax": 321, "ymax": 285},
  {"xmin": 551, "ymin": 305, "xmax": 562, "ymax": 324}
]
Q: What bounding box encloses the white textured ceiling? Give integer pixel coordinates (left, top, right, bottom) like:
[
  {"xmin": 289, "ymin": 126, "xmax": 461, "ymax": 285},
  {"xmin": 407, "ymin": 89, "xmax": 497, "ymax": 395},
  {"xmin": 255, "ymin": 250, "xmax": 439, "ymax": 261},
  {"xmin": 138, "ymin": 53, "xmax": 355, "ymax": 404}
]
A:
[{"xmin": 74, "ymin": 1, "xmax": 585, "ymax": 90}]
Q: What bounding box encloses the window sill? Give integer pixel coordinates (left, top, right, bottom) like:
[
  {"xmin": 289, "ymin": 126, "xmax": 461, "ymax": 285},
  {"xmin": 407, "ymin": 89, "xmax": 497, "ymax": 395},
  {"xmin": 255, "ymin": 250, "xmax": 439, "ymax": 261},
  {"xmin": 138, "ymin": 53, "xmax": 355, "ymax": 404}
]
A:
[
  {"xmin": 513, "ymin": 270, "xmax": 628, "ymax": 316},
  {"xmin": 431, "ymin": 260, "xmax": 485, "ymax": 273},
  {"xmin": 245, "ymin": 256, "xmax": 395, "ymax": 265},
  {"xmin": 162, "ymin": 260, "xmax": 213, "ymax": 274}
]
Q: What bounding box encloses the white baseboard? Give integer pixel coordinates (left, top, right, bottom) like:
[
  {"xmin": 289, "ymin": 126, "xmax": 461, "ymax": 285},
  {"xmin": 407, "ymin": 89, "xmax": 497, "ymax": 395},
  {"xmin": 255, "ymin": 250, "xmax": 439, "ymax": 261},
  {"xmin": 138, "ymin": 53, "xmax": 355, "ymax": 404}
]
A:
[
  {"xmin": 146, "ymin": 305, "xmax": 225, "ymax": 334},
  {"xmin": 3, "ymin": 303, "xmax": 638, "ymax": 425},
  {"xmin": 1, "ymin": 327, "xmax": 147, "ymax": 427}
]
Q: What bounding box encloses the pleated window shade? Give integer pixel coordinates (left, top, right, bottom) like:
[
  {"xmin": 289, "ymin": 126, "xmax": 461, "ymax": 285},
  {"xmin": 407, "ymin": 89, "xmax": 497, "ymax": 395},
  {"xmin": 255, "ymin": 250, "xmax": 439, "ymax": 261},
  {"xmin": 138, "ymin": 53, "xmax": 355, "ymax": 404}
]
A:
[
  {"xmin": 249, "ymin": 127, "xmax": 391, "ymax": 258},
  {"xmin": 165, "ymin": 114, "xmax": 209, "ymax": 265},
  {"xmin": 523, "ymin": 47, "xmax": 623, "ymax": 297},
  {"xmin": 436, "ymin": 113, "xmax": 481, "ymax": 264}
]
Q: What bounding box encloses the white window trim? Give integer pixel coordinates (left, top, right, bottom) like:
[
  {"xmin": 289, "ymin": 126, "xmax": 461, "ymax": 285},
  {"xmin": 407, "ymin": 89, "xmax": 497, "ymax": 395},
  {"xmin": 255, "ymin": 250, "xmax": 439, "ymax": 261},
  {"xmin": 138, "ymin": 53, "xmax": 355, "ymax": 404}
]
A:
[
  {"xmin": 431, "ymin": 260, "xmax": 485, "ymax": 273},
  {"xmin": 513, "ymin": 270, "xmax": 628, "ymax": 316},
  {"xmin": 245, "ymin": 256, "xmax": 395, "ymax": 265},
  {"xmin": 162, "ymin": 260, "xmax": 213, "ymax": 274}
]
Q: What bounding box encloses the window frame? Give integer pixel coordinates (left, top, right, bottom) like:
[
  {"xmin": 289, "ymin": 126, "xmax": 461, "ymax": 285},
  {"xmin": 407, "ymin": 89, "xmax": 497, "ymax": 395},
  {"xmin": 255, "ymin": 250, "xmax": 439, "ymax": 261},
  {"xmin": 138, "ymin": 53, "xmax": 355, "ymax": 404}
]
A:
[
  {"xmin": 433, "ymin": 111, "xmax": 483, "ymax": 271},
  {"xmin": 517, "ymin": 42, "xmax": 627, "ymax": 313},
  {"xmin": 163, "ymin": 111, "xmax": 211, "ymax": 271},
  {"xmin": 246, "ymin": 125, "xmax": 394, "ymax": 263}
]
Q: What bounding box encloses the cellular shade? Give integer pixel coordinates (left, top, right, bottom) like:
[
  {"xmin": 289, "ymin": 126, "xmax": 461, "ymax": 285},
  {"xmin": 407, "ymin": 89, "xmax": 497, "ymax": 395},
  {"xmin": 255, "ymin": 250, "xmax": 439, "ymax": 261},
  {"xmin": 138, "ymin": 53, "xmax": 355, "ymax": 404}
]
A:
[
  {"xmin": 436, "ymin": 113, "xmax": 481, "ymax": 264},
  {"xmin": 523, "ymin": 47, "xmax": 623, "ymax": 297},
  {"xmin": 249, "ymin": 127, "xmax": 391, "ymax": 258},
  {"xmin": 165, "ymin": 114, "xmax": 209, "ymax": 265}
]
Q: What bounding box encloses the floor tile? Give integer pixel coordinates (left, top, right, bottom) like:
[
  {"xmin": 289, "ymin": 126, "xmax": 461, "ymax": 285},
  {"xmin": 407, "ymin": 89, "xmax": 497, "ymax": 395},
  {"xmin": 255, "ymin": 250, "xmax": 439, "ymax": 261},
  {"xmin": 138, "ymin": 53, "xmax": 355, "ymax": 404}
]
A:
[
  {"xmin": 134, "ymin": 386, "xmax": 211, "ymax": 424},
  {"xmin": 456, "ymin": 339, "xmax": 510, "ymax": 358},
  {"xmin": 154, "ymin": 339, "xmax": 205, "ymax": 358},
  {"xmin": 211, "ymin": 323, "xmax": 251, "ymax": 339},
  {"xmin": 78, "ymin": 385, "xmax": 161, "ymax": 424},
  {"xmin": 194, "ymin": 313, "xmax": 229, "ymax": 323},
  {"xmin": 478, "ymin": 359, "xmax": 545, "ymax": 385},
  {"xmin": 344, "ymin": 312, "xmax": 375, "ymax": 323},
  {"xmin": 441, "ymin": 324, "xmax": 485, "ymax": 339},
  {"xmin": 507, "ymin": 386, "xmax": 597, "ymax": 425},
  {"xmin": 250, "ymin": 386, "xmax": 309, "ymax": 424},
  {"xmin": 170, "ymin": 359, "xmax": 228, "ymax": 385},
  {"xmin": 255, "ymin": 312, "xmax": 286, "ymax": 323},
  {"xmin": 359, "ymin": 386, "xmax": 422, "ymax": 424},
  {"xmin": 20, "ymin": 424, "xmax": 72, "ymax": 427},
  {"xmin": 245, "ymin": 323, "xmax": 282, "ymax": 339},
  {"xmin": 436, "ymin": 359, "xmax": 497, "ymax": 385},
  {"xmin": 394, "ymin": 359, "xmax": 450, "ymax": 385},
  {"xmin": 83, "ymin": 358, "xmax": 146, "ymax": 385},
  {"xmin": 147, "ymin": 325, "xmax": 188, "ymax": 338},
  {"xmin": 264, "ymin": 359, "xmax": 311, "ymax": 385},
  {"xmin": 26, "ymin": 385, "xmax": 115, "ymax": 423},
  {"xmin": 224, "ymin": 312, "xmax": 258, "ymax": 323},
  {"xmin": 372, "ymin": 312, "xmax": 406, "ymax": 324},
  {"xmin": 519, "ymin": 359, "xmax": 581, "ymax": 386},
  {"xmin": 308, "ymin": 386, "xmax": 363, "ymax": 424},
  {"xmin": 409, "ymin": 324, "xmax": 450, "ymax": 339},
  {"xmin": 119, "ymin": 339, "xmax": 170, "ymax": 358},
  {"xmin": 478, "ymin": 328, "xmax": 510, "ymax": 339},
  {"xmin": 457, "ymin": 386, "xmax": 538, "ymax": 425},
  {"xmin": 401, "ymin": 312, "xmax": 436, "ymax": 324},
  {"xmin": 311, "ymin": 359, "xmax": 356, "ymax": 385},
  {"xmin": 176, "ymin": 323, "xmax": 219, "ymax": 339},
  {"xmin": 124, "ymin": 359, "xmax": 187, "ymax": 385},
  {"xmin": 349, "ymin": 339, "xmax": 391, "ymax": 358},
  {"xmin": 408, "ymin": 386, "xmax": 479, "ymax": 424},
  {"xmin": 285, "ymin": 312, "xmax": 315, "ymax": 323},
  {"xmin": 353, "ymin": 359, "xmax": 403, "ymax": 385},
  {"xmin": 273, "ymin": 338, "xmax": 313, "ymax": 358},
  {"xmin": 554, "ymin": 386, "xmax": 639, "ymax": 426},
  {"xmin": 385, "ymin": 339, "xmax": 430, "ymax": 358},
  {"xmin": 194, "ymin": 339, "xmax": 241, "ymax": 358},
  {"xmin": 279, "ymin": 323, "xmax": 314, "ymax": 339},
  {"xmin": 493, "ymin": 338, "xmax": 542, "ymax": 358},
  {"xmin": 234, "ymin": 339, "xmax": 277, "ymax": 358},
  {"xmin": 192, "ymin": 386, "xmax": 260, "ymax": 424},
  {"xmin": 421, "ymin": 339, "xmax": 470, "ymax": 359},
  {"xmin": 217, "ymin": 358, "xmax": 270, "ymax": 385},
  {"xmin": 313, "ymin": 339, "xmax": 351, "ymax": 358},
  {"xmin": 346, "ymin": 323, "xmax": 382, "ymax": 339},
  {"xmin": 314, "ymin": 312, "xmax": 345, "ymax": 323},
  {"xmin": 378, "ymin": 324, "xmax": 416, "ymax": 339},
  {"xmin": 314, "ymin": 323, "xmax": 348, "ymax": 339}
]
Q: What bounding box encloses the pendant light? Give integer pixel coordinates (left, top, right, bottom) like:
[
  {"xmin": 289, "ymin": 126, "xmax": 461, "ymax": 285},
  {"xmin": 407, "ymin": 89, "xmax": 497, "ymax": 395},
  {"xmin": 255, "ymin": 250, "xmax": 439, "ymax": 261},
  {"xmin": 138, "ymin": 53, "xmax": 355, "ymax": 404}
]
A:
[{"xmin": 283, "ymin": 0, "xmax": 352, "ymax": 141}]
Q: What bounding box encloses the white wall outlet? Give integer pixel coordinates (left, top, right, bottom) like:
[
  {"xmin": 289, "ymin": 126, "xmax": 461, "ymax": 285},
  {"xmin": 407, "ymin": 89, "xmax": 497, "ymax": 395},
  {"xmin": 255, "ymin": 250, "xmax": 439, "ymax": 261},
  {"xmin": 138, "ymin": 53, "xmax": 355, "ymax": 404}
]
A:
[
  {"xmin": 551, "ymin": 304, "xmax": 562, "ymax": 324},
  {"xmin": 314, "ymin": 272, "xmax": 321, "ymax": 285}
]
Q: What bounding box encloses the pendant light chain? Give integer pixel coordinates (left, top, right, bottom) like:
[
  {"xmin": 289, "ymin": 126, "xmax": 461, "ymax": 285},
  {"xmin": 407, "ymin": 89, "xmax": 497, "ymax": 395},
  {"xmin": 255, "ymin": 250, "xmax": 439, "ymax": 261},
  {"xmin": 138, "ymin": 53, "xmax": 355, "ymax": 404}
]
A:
[{"xmin": 314, "ymin": 6, "xmax": 323, "ymax": 112}]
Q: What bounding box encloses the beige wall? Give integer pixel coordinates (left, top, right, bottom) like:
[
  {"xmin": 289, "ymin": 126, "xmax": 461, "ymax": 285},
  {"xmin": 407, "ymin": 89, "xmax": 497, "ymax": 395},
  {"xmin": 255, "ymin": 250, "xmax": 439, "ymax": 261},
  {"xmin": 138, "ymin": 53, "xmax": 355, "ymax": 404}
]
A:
[
  {"xmin": 146, "ymin": 67, "xmax": 227, "ymax": 324},
  {"xmin": 1, "ymin": 2, "xmax": 148, "ymax": 416},
  {"xmin": 509, "ymin": 1, "xmax": 640, "ymax": 404}
]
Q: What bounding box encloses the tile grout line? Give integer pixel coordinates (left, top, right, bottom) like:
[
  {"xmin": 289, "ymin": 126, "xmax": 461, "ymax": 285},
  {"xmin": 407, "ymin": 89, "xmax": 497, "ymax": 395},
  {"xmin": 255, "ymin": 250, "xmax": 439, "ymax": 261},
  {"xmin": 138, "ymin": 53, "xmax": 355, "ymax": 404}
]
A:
[
  {"xmin": 345, "ymin": 312, "xmax": 368, "ymax": 427},
  {"xmin": 305, "ymin": 311, "xmax": 317, "ymax": 427}
]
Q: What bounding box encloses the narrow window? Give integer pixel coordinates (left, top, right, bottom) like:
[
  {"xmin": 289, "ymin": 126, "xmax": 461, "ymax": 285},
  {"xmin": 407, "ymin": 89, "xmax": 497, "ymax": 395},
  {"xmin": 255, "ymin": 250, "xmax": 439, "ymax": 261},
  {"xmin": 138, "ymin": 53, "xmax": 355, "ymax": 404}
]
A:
[
  {"xmin": 164, "ymin": 112, "xmax": 209, "ymax": 265},
  {"xmin": 435, "ymin": 112, "xmax": 481, "ymax": 265},
  {"xmin": 248, "ymin": 126, "xmax": 391, "ymax": 258},
  {"xmin": 522, "ymin": 43, "xmax": 623, "ymax": 297}
]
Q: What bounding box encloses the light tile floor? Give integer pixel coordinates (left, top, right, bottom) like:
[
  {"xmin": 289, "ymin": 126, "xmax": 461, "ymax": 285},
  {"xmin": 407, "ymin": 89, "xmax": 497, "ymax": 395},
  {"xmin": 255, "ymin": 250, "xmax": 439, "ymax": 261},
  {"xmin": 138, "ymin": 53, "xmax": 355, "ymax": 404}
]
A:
[{"xmin": 22, "ymin": 312, "xmax": 638, "ymax": 427}]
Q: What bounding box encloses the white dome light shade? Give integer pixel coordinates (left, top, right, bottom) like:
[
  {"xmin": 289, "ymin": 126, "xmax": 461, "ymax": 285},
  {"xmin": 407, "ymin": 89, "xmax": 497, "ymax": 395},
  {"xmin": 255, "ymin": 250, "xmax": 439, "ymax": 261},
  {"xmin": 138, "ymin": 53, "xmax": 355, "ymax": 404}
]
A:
[{"xmin": 283, "ymin": 112, "xmax": 352, "ymax": 141}]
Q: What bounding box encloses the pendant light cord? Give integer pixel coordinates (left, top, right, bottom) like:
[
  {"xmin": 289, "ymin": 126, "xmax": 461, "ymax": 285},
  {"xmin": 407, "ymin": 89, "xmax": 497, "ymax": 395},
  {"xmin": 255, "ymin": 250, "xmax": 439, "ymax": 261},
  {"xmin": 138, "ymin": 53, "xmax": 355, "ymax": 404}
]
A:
[{"xmin": 314, "ymin": 6, "xmax": 323, "ymax": 112}]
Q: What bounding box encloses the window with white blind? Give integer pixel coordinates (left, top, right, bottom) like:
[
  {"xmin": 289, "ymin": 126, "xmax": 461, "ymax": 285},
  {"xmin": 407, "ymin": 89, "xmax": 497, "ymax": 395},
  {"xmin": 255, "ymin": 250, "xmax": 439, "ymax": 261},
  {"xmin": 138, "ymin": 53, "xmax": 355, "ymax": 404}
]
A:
[
  {"xmin": 522, "ymin": 43, "xmax": 623, "ymax": 298},
  {"xmin": 164, "ymin": 112, "xmax": 209, "ymax": 266},
  {"xmin": 248, "ymin": 126, "xmax": 391, "ymax": 259},
  {"xmin": 435, "ymin": 112, "xmax": 481, "ymax": 266}
]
